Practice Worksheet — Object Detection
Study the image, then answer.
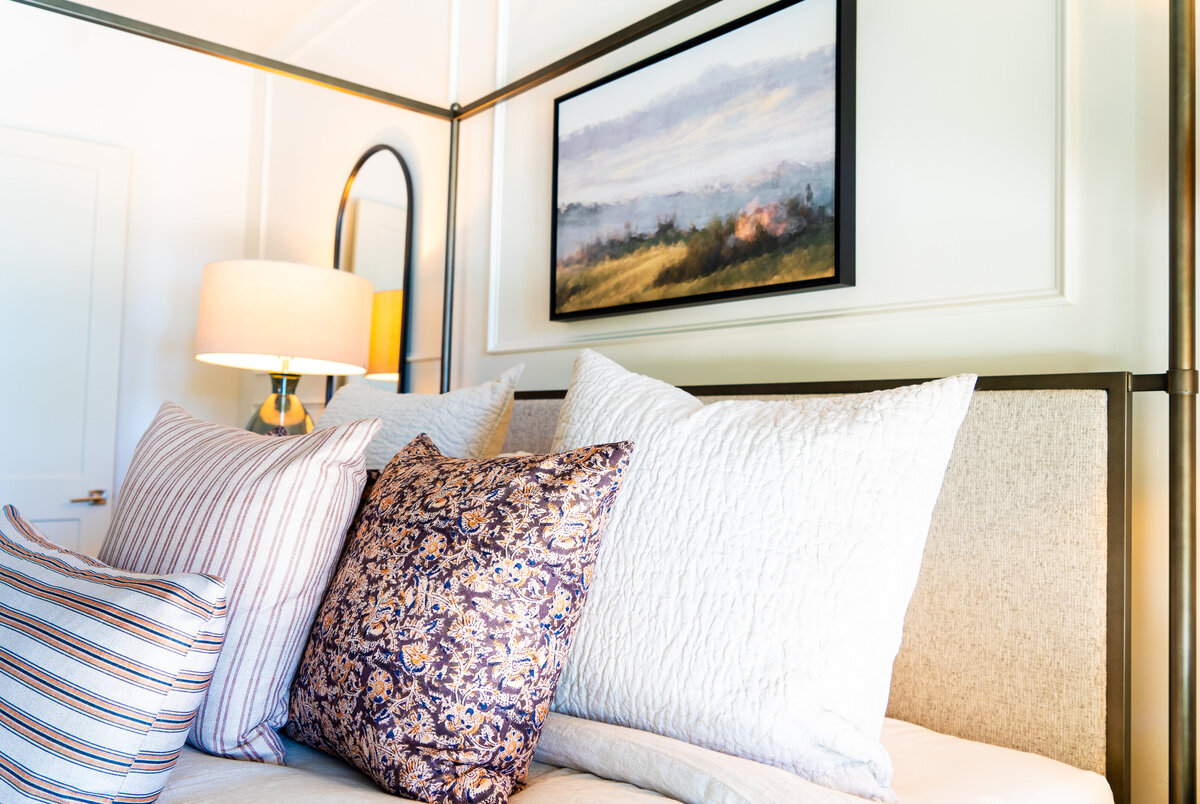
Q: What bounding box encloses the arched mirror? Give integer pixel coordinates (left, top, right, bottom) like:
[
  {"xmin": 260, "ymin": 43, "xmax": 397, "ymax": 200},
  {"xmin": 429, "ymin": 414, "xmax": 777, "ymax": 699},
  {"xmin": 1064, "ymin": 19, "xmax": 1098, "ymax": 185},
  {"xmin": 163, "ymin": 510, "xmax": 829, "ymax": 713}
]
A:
[{"xmin": 328, "ymin": 144, "xmax": 414, "ymax": 400}]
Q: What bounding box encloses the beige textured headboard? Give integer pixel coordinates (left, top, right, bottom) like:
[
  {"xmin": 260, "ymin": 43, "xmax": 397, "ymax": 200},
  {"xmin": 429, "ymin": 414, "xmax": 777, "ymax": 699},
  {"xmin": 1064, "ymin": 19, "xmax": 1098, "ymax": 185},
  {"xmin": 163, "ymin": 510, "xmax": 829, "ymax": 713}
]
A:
[{"xmin": 501, "ymin": 374, "xmax": 1131, "ymax": 804}]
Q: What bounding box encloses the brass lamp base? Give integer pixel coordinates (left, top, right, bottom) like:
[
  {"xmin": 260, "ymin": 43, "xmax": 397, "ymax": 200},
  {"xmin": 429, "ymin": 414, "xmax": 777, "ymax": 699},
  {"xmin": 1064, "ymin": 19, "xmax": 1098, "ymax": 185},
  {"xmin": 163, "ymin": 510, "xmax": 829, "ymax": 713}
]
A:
[{"xmin": 247, "ymin": 373, "xmax": 313, "ymax": 436}]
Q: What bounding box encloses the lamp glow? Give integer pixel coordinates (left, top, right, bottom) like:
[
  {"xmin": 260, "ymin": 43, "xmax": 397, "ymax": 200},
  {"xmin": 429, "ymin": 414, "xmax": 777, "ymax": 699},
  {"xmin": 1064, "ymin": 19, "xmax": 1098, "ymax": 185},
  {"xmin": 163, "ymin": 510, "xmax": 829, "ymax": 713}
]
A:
[
  {"xmin": 365, "ymin": 290, "xmax": 404, "ymax": 382},
  {"xmin": 194, "ymin": 259, "xmax": 373, "ymax": 434}
]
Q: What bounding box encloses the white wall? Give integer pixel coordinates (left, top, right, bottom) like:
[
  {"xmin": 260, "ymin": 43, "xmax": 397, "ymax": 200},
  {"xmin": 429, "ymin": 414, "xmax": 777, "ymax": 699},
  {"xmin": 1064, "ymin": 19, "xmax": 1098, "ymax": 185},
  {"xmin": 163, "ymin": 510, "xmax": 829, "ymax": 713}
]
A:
[
  {"xmin": 275, "ymin": 0, "xmax": 453, "ymax": 102},
  {"xmin": 451, "ymin": 1, "xmax": 1173, "ymax": 802},
  {"xmin": 0, "ymin": 2, "xmax": 255, "ymax": 489},
  {"xmin": 239, "ymin": 76, "xmax": 450, "ymax": 414},
  {"xmin": 0, "ymin": 0, "xmax": 455, "ymax": 466},
  {"xmin": 237, "ymin": 0, "xmax": 455, "ymax": 420}
]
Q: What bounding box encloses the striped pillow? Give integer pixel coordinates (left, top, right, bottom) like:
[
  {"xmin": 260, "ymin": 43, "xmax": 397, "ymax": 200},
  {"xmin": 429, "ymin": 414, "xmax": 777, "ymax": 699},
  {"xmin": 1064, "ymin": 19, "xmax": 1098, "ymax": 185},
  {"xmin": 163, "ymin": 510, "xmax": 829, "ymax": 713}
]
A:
[
  {"xmin": 0, "ymin": 505, "xmax": 227, "ymax": 804},
  {"xmin": 99, "ymin": 402, "xmax": 380, "ymax": 764}
]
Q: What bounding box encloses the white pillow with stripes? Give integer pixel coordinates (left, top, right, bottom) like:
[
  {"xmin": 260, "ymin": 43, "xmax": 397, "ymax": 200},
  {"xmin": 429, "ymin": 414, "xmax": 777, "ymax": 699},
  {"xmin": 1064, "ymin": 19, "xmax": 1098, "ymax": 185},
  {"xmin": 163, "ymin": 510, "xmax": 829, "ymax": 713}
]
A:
[
  {"xmin": 100, "ymin": 402, "xmax": 380, "ymax": 764},
  {"xmin": 0, "ymin": 505, "xmax": 227, "ymax": 804}
]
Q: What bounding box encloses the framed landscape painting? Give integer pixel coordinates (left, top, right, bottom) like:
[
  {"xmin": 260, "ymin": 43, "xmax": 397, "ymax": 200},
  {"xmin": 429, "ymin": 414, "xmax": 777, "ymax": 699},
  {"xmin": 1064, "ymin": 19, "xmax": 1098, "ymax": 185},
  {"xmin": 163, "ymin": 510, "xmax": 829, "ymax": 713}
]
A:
[{"xmin": 551, "ymin": 0, "xmax": 855, "ymax": 320}]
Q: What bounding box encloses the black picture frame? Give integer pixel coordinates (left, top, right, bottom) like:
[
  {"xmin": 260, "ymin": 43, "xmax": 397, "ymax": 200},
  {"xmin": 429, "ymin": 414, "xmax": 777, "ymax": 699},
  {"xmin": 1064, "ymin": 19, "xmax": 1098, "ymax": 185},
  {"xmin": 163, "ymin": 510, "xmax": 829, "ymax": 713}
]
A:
[{"xmin": 550, "ymin": 0, "xmax": 855, "ymax": 321}]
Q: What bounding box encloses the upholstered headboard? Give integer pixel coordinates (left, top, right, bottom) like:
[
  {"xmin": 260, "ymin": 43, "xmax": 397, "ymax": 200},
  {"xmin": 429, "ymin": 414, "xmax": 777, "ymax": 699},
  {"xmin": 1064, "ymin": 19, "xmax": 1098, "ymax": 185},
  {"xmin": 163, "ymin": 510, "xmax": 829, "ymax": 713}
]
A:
[{"xmin": 501, "ymin": 373, "xmax": 1131, "ymax": 804}]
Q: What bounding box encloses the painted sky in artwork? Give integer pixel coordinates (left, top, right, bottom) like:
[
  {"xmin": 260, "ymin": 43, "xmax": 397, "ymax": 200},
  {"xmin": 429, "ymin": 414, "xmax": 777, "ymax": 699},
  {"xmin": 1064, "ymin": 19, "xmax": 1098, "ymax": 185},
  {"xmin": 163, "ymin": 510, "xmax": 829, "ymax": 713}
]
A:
[{"xmin": 555, "ymin": 0, "xmax": 837, "ymax": 208}]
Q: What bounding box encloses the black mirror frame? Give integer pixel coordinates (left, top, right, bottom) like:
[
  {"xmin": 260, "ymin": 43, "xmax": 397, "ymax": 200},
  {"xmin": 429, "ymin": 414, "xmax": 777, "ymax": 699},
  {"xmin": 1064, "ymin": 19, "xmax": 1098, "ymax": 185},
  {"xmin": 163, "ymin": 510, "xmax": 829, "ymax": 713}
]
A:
[{"xmin": 327, "ymin": 144, "xmax": 415, "ymax": 400}]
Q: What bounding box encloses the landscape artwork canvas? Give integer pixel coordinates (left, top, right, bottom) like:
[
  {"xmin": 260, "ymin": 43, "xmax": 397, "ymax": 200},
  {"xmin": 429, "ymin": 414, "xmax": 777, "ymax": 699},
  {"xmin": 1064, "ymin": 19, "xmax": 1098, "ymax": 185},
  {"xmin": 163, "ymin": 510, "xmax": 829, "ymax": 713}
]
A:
[{"xmin": 551, "ymin": 0, "xmax": 854, "ymax": 319}]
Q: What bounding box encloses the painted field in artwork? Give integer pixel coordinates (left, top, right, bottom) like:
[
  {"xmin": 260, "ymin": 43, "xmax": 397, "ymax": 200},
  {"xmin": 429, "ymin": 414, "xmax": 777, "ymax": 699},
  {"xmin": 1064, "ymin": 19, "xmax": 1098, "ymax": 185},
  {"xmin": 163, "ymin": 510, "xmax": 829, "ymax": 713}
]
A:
[{"xmin": 553, "ymin": 0, "xmax": 839, "ymax": 317}]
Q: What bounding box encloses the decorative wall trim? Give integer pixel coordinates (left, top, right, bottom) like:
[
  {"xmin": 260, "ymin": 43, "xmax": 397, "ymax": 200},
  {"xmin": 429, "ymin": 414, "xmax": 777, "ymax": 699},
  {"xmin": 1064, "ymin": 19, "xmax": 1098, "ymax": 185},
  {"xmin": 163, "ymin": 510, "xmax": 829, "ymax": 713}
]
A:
[
  {"xmin": 485, "ymin": 287, "xmax": 1070, "ymax": 355},
  {"xmin": 483, "ymin": 0, "xmax": 510, "ymax": 358},
  {"xmin": 484, "ymin": 0, "xmax": 1069, "ymax": 356},
  {"xmin": 250, "ymin": 76, "xmax": 275, "ymax": 261},
  {"xmin": 1055, "ymin": 0, "xmax": 1069, "ymax": 304},
  {"xmin": 266, "ymin": 0, "xmax": 368, "ymax": 62},
  {"xmin": 12, "ymin": 0, "xmax": 1073, "ymax": 373},
  {"xmin": 448, "ymin": 0, "xmax": 462, "ymax": 106},
  {"xmin": 456, "ymin": 0, "xmax": 725, "ymax": 120}
]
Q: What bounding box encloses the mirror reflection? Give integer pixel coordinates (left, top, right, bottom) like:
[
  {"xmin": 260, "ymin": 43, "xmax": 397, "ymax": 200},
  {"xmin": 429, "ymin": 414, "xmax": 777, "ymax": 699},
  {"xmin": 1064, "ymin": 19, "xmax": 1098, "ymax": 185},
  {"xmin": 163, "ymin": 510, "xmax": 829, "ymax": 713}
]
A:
[{"xmin": 335, "ymin": 145, "xmax": 414, "ymax": 393}]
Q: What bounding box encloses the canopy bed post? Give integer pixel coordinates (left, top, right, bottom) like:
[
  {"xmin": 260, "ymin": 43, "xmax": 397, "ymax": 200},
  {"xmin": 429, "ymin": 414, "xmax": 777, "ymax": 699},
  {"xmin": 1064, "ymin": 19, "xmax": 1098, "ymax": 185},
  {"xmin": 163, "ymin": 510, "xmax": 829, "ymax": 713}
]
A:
[
  {"xmin": 1170, "ymin": 0, "xmax": 1198, "ymax": 802},
  {"xmin": 440, "ymin": 108, "xmax": 461, "ymax": 394}
]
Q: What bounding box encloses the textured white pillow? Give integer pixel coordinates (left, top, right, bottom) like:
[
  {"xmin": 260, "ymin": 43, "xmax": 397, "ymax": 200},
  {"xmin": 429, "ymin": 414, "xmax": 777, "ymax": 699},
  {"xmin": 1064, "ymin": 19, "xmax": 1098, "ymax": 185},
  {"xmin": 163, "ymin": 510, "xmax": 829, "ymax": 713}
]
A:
[
  {"xmin": 318, "ymin": 365, "xmax": 523, "ymax": 469},
  {"xmin": 550, "ymin": 350, "xmax": 976, "ymax": 801}
]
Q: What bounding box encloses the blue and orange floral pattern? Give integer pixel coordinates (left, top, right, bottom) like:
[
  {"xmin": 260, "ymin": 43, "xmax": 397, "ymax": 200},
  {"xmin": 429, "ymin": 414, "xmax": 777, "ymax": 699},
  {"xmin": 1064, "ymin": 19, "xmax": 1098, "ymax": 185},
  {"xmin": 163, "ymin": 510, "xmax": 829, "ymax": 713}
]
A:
[{"xmin": 287, "ymin": 434, "xmax": 633, "ymax": 804}]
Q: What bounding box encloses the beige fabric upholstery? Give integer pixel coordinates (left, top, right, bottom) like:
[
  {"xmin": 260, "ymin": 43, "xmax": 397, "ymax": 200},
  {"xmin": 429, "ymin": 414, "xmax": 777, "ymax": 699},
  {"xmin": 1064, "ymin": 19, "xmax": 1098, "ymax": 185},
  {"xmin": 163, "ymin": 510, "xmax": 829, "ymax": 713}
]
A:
[
  {"xmin": 500, "ymin": 397, "xmax": 563, "ymax": 455},
  {"xmin": 887, "ymin": 390, "xmax": 1108, "ymax": 774},
  {"xmin": 500, "ymin": 389, "xmax": 1110, "ymax": 775}
]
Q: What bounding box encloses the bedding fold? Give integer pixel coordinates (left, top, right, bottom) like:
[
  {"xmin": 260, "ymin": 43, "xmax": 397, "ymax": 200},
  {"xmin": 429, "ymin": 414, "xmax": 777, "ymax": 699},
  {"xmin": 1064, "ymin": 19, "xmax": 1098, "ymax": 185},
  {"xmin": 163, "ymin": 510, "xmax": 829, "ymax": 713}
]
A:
[
  {"xmin": 159, "ymin": 716, "xmax": 1116, "ymax": 803},
  {"xmin": 532, "ymin": 712, "xmax": 864, "ymax": 804}
]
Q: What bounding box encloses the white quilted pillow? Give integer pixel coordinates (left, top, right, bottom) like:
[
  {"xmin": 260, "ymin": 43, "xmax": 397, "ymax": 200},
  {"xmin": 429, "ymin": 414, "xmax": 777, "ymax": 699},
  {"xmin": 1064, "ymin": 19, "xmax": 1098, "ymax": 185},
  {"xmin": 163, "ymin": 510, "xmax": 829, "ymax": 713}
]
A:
[
  {"xmin": 318, "ymin": 365, "xmax": 523, "ymax": 469},
  {"xmin": 550, "ymin": 350, "xmax": 976, "ymax": 802}
]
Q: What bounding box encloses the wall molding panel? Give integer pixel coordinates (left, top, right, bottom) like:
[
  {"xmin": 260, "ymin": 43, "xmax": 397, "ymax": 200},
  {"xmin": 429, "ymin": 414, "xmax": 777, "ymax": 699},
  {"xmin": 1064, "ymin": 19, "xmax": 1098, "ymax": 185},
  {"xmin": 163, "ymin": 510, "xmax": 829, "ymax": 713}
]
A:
[{"xmin": 480, "ymin": 0, "xmax": 1068, "ymax": 354}]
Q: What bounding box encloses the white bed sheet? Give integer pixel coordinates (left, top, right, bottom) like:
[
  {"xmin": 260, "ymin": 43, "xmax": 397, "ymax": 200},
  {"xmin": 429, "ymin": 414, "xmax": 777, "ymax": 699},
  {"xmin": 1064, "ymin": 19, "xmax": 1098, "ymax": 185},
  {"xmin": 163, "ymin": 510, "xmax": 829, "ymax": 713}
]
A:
[
  {"xmin": 882, "ymin": 719, "xmax": 1113, "ymax": 804},
  {"xmin": 158, "ymin": 716, "xmax": 1113, "ymax": 804},
  {"xmin": 159, "ymin": 738, "xmax": 664, "ymax": 804}
]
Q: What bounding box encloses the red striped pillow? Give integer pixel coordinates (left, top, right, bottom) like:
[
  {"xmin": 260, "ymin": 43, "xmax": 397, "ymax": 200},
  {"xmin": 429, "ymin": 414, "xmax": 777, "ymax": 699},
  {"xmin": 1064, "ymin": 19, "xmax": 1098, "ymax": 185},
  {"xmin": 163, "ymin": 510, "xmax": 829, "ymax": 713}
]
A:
[{"xmin": 100, "ymin": 402, "xmax": 379, "ymax": 764}]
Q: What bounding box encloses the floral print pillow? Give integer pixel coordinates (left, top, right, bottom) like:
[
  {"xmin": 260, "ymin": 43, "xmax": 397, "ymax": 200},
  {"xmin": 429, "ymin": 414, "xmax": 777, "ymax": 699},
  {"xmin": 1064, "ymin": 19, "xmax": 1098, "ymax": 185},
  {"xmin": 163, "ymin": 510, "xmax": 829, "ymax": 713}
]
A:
[{"xmin": 287, "ymin": 434, "xmax": 633, "ymax": 804}]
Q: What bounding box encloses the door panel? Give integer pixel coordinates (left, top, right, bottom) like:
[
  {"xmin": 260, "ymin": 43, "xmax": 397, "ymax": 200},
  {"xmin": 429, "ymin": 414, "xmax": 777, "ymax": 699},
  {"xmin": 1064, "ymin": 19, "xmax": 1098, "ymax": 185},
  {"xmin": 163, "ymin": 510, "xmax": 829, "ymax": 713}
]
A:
[{"xmin": 0, "ymin": 126, "xmax": 129, "ymax": 555}]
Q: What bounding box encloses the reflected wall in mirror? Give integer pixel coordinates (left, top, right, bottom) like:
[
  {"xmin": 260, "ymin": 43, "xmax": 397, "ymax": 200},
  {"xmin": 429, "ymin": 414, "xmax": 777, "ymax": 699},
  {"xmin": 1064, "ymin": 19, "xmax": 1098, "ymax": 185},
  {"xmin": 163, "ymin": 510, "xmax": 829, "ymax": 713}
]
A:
[{"xmin": 331, "ymin": 144, "xmax": 414, "ymax": 396}]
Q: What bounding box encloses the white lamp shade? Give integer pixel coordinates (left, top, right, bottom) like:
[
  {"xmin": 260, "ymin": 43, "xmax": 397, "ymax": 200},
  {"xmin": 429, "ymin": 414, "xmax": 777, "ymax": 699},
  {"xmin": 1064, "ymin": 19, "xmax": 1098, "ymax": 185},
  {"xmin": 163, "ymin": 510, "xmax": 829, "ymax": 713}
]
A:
[{"xmin": 195, "ymin": 260, "xmax": 373, "ymax": 376}]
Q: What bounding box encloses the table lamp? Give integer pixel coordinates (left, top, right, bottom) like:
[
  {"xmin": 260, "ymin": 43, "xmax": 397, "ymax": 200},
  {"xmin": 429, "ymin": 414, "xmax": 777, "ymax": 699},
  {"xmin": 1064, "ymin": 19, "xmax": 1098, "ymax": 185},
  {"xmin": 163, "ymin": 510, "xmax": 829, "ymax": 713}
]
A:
[
  {"xmin": 194, "ymin": 259, "xmax": 373, "ymax": 435},
  {"xmin": 365, "ymin": 289, "xmax": 404, "ymax": 384}
]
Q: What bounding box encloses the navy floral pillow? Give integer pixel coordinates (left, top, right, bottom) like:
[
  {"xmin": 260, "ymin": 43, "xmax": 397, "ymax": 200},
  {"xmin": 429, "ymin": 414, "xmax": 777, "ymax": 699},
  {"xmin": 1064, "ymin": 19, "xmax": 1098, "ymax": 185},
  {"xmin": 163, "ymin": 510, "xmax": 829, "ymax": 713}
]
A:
[{"xmin": 287, "ymin": 433, "xmax": 633, "ymax": 804}]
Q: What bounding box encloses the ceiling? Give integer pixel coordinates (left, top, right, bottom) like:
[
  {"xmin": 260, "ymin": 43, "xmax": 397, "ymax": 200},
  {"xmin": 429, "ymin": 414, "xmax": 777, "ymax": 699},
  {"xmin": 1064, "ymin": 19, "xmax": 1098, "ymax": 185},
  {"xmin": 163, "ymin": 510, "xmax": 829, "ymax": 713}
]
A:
[
  {"xmin": 74, "ymin": 0, "xmax": 452, "ymax": 105},
  {"xmin": 82, "ymin": 0, "xmax": 337, "ymax": 57}
]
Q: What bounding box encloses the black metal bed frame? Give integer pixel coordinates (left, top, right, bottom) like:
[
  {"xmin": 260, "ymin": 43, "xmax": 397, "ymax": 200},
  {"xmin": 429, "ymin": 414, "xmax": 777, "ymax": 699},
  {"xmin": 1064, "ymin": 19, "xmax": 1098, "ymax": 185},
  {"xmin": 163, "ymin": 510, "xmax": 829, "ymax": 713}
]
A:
[{"xmin": 8, "ymin": 1, "xmax": 1194, "ymax": 800}]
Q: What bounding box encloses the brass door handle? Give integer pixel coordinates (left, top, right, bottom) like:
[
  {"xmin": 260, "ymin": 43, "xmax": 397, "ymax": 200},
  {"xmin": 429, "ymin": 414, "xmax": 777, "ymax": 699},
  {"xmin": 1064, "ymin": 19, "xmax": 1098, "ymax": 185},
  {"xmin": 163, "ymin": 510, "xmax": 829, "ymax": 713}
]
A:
[{"xmin": 69, "ymin": 490, "xmax": 107, "ymax": 506}]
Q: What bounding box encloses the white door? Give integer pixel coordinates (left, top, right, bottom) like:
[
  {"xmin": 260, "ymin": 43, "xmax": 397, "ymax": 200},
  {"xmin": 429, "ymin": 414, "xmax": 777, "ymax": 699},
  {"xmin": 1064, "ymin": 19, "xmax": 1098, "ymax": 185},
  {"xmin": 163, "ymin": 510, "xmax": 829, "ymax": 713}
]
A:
[{"xmin": 0, "ymin": 126, "xmax": 129, "ymax": 555}]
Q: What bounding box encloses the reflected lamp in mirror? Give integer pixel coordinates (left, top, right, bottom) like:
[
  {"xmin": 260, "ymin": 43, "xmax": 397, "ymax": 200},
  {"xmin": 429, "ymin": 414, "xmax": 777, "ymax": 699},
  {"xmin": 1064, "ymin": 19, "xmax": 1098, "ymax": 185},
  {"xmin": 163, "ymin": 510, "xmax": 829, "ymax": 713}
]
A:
[
  {"xmin": 365, "ymin": 290, "xmax": 404, "ymax": 385},
  {"xmin": 332, "ymin": 144, "xmax": 414, "ymax": 394},
  {"xmin": 194, "ymin": 259, "xmax": 373, "ymax": 435}
]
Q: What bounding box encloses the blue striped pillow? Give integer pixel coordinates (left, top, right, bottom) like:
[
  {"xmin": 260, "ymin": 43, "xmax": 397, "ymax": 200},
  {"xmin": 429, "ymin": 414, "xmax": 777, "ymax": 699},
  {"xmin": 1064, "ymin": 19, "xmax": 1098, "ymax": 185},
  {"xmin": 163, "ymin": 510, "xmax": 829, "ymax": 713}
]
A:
[{"xmin": 0, "ymin": 506, "xmax": 227, "ymax": 804}]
